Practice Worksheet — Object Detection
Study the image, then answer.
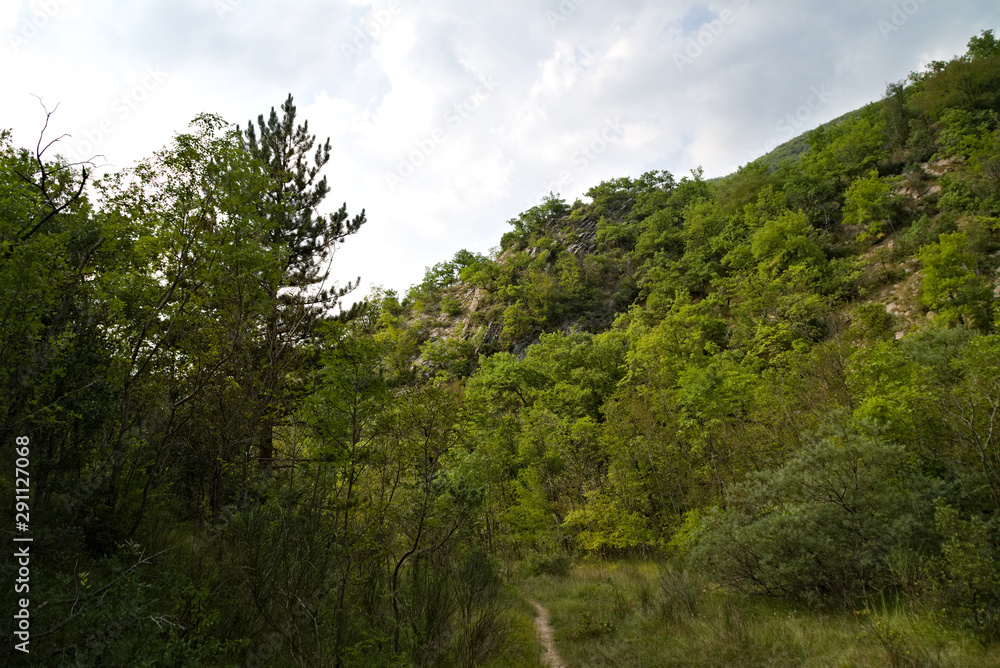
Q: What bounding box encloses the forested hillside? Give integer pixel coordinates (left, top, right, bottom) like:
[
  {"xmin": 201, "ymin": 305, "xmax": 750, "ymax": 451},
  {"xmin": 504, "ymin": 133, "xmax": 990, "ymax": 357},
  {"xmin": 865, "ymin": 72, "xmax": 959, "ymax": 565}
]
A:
[{"xmin": 4, "ymin": 30, "xmax": 1000, "ymax": 667}]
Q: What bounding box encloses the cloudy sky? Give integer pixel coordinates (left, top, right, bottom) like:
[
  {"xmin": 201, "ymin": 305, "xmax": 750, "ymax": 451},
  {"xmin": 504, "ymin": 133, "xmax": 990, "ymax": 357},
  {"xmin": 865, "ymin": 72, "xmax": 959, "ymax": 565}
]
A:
[{"xmin": 2, "ymin": 0, "xmax": 998, "ymax": 305}]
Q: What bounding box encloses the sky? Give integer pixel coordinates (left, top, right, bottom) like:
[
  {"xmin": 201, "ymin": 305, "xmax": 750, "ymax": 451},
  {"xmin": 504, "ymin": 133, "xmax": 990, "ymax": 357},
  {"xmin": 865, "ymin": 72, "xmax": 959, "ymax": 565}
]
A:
[{"xmin": 2, "ymin": 0, "xmax": 999, "ymax": 306}]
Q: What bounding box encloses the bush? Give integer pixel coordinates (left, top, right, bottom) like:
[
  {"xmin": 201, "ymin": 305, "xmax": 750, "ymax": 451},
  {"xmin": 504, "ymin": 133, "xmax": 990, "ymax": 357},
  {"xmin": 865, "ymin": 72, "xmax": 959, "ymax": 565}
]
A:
[
  {"xmin": 440, "ymin": 294, "xmax": 464, "ymax": 316},
  {"xmin": 919, "ymin": 231, "xmax": 993, "ymax": 329},
  {"xmin": 689, "ymin": 430, "xmax": 935, "ymax": 606},
  {"xmin": 521, "ymin": 552, "xmax": 572, "ymax": 577},
  {"xmin": 932, "ymin": 502, "xmax": 1000, "ymax": 640}
]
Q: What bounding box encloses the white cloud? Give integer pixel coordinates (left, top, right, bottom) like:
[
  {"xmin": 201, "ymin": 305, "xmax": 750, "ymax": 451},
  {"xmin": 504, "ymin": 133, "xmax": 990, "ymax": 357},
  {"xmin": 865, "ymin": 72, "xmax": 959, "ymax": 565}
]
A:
[{"xmin": 2, "ymin": 0, "xmax": 1000, "ymax": 302}]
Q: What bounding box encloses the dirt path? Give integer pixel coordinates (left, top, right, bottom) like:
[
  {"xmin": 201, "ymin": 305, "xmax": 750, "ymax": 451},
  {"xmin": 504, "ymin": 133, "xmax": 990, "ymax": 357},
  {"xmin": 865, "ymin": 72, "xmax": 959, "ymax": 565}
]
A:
[{"xmin": 532, "ymin": 600, "xmax": 566, "ymax": 668}]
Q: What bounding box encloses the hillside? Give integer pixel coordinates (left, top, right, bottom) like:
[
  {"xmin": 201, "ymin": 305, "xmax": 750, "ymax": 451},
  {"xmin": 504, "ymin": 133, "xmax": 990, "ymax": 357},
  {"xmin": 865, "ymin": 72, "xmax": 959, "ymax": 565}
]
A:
[
  {"xmin": 374, "ymin": 71, "xmax": 999, "ymax": 378},
  {"xmin": 3, "ymin": 29, "xmax": 1000, "ymax": 667},
  {"xmin": 347, "ymin": 29, "xmax": 1000, "ymax": 660}
]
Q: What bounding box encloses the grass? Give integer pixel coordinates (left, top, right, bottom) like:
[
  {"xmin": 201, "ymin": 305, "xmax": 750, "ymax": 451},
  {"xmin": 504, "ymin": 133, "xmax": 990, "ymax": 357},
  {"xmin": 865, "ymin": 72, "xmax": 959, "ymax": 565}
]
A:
[
  {"xmin": 480, "ymin": 594, "xmax": 547, "ymax": 668},
  {"xmin": 514, "ymin": 560, "xmax": 1000, "ymax": 668}
]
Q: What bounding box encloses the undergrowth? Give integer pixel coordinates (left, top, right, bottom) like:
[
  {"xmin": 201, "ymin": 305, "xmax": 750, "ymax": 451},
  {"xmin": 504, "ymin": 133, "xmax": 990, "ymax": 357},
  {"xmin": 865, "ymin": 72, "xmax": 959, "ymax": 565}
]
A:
[{"xmin": 517, "ymin": 561, "xmax": 1000, "ymax": 667}]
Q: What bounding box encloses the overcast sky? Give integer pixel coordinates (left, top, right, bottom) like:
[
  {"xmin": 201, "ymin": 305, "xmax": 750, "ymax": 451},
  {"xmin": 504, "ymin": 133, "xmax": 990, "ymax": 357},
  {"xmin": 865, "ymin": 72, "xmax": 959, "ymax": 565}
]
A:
[{"xmin": 2, "ymin": 0, "xmax": 999, "ymax": 305}]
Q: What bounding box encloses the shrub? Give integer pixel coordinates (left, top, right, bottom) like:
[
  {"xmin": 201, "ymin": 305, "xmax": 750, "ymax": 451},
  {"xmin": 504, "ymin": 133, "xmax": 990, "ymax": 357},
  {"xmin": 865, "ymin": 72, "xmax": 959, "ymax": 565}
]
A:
[
  {"xmin": 689, "ymin": 430, "xmax": 935, "ymax": 606},
  {"xmin": 919, "ymin": 231, "xmax": 993, "ymax": 329},
  {"xmin": 522, "ymin": 552, "xmax": 572, "ymax": 577},
  {"xmin": 843, "ymin": 170, "xmax": 899, "ymax": 241},
  {"xmin": 932, "ymin": 501, "xmax": 1000, "ymax": 640},
  {"xmin": 441, "ymin": 294, "xmax": 464, "ymax": 316}
]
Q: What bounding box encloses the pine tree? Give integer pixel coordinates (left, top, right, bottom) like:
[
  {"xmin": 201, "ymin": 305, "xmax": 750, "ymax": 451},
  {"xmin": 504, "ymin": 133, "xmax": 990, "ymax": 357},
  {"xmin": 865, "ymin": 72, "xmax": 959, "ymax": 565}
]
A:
[
  {"xmin": 245, "ymin": 93, "xmax": 366, "ymax": 308},
  {"xmin": 242, "ymin": 94, "xmax": 366, "ymax": 472}
]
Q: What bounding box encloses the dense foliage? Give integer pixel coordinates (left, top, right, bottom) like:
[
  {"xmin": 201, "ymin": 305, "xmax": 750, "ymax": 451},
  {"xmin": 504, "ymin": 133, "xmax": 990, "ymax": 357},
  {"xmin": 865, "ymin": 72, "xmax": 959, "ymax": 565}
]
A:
[{"xmin": 4, "ymin": 31, "xmax": 1000, "ymax": 666}]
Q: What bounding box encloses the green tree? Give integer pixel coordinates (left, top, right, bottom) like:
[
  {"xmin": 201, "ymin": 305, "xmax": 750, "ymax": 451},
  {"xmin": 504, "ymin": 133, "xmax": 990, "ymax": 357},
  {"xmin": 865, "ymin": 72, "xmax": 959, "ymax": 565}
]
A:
[
  {"xmin": 0, "ymin": 116, "xmax": 113, "ymax": 541},
  {"xmin": 244, "ymin": 94, "xmax": 367, "ymax": 470},
  {"xmin": 807, "ymin": 108, "xmax": 888, "ymax": 184},
  {"xmin": 918, "ymin": 230, "xmax": 992, "ymax": 329},
  {"xmin": 502, "ymin": 194, "xmax": 569, "ymax": 250},
  {"xmin": 245, "ymin": 93, "xmax": 365, "ymax": 300},
  {"xmin": 915, "ymin": 30, "xmax": 1000, "ymax": 118},
  {"xmin": 882, "ymin": 80, "xmax": 912, "ymax": 155},
  {"xmin": 936, "ymin": 335, "xmax": 1000, "ymax": 512},
  {"xmin": 933, "ymin": 501, "xmax": 1000, "ymax": 640},
  {"xmin": 0, "ymin": 115, "xmax": 296, "ymax": 665},
  {"xmin": 968, "ymin": 29, "xmax": 1000, "ymax": 60},
  {"xmin": 297, "ymin": 321, "xmax": 395, "ymax": 665},
  {"xmin": 95, "ymin": 114, "xmax": 285, "ymax": 532},
  {"xmin": 843, "ymin": 169, "xmax": 899, "ymax": 240}
]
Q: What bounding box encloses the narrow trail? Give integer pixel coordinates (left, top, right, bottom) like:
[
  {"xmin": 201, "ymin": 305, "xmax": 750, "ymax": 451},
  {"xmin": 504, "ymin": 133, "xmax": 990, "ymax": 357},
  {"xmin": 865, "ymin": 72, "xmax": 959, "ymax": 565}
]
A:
[{"xmin": 532, "ymin": 600, "xmax": 566, "ymax": 668}]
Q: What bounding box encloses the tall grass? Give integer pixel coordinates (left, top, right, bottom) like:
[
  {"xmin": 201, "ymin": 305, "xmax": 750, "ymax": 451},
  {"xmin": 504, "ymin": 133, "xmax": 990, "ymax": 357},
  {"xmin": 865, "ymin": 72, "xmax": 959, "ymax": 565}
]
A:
[
  {"xmin": 516, "ymin": 560, "xmax": 1000, "ymax": 667},
  {"xmin": 480, "ymin": 596, "xmax": 546, "ymax": 668}
]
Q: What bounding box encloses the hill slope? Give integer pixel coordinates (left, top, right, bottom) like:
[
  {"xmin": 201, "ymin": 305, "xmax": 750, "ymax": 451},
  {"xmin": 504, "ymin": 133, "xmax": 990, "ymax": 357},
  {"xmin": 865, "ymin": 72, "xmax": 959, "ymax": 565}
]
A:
[{"xmin": 5, "ymin": 28, "xmax": 1000, "ymax": 667}]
